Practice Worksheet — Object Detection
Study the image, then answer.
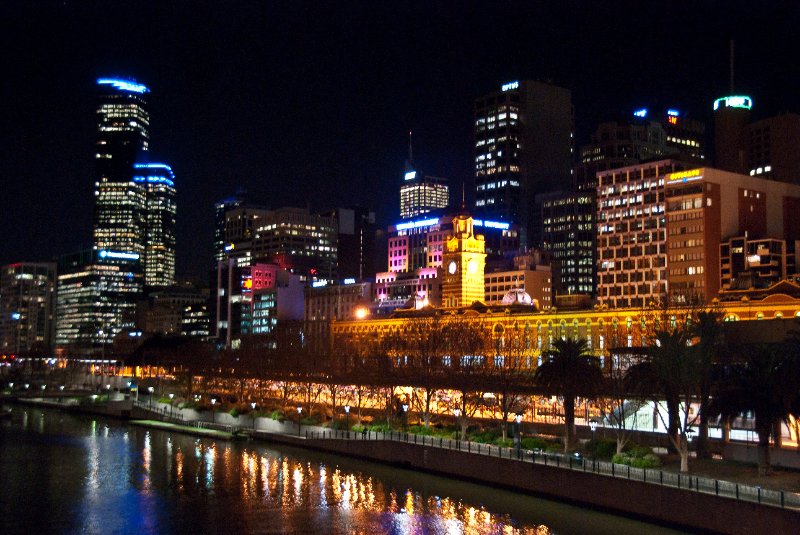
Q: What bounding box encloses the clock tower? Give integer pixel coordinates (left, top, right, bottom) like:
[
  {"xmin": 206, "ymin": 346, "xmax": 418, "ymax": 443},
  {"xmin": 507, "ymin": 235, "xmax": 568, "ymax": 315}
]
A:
[{"xmin": 442, "ymin": 213, "xmax": 486, "ymax": 308}]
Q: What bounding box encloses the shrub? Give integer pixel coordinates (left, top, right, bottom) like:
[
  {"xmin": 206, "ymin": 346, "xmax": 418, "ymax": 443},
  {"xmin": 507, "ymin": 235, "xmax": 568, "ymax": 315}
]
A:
[
  {"xmin": 470, "ymin": 429, "xmax": 502, "ymax": 444},
  {"xmin": 268, "ymin": 410, "xmax": 284, "ymax": 421},
  {"xmin": 368, "ymin": 423, "xmax": 393, "ymax": 433},
  {"xmin": 612, "ymin": 445, "xmax": 661, "ymax": 468},
  {"xmin": 493, "ymin": 438, "xmax": 514, "ymax": 448},
  {"xmin": 521, "ymin": 437, "xmax": 550, "ymax": 451},
  {"xmin": 229, "ymin": 408, "xmax": 240, "ymax": 418},
  {"xmin": 590, "ymin": 438, "xmax": 617, "ymax": 459}
]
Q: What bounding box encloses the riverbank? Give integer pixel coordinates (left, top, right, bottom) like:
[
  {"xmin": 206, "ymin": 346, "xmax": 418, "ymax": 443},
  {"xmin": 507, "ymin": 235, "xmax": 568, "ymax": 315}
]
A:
[{"xmin": 6, "ymin": 397, "xmax": 799, "ymax": 534}]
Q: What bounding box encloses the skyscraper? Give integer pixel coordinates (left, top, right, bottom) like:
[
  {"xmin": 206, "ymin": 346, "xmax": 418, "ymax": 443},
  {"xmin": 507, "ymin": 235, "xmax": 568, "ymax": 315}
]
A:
[
  {"xmin": 134, "ymin": 163, "xmax": 176, "ymax": 287},
  {"xmin": 93, "ymin": 78, "xmax": 150, "ymax": 257},
  {"xmin": 474, "ymin": 80, "xmax": 574, "ymax": 246}
]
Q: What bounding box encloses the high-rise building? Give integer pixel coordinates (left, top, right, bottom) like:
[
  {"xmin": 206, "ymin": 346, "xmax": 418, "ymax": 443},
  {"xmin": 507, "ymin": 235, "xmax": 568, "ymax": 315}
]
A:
[
  {"xmin": 329, "ymin": 207, "xmax": 379, "ymax": 281},
  {"xmin": 744, "ymin": 112, "xmax": 800, "ymax": 184},
  {"xmin": 713, "ymin": 95, "xmax": 752, "ymax": 175},
  {"xmin": 0, "ymin": 263, "xmax": 56, "ymax": 355},
  {"xmin": 93, "ymin": 78, "xmax": 150, "ymax": 258},
  {"xmin": 474, "ymin": 80, "xmax": 574, "ymax": 246},
  {"xmin": 134, "ymin": 163, "xmax": 176, "ymax": 287},
  {"xmin": 539, "ymin": 190, "xmax": 597, "ymax": 296},
  {"xmin": 597, "ymin": 161, "xmax": 800, "ymax": 307},
  {"xmin": 400, "ymin": 163, "xmax": 449, "ymax": 220},
  {"xmin": 213, "ymin": 190, "xmax": 253, "ymax": 264},
  {"xmin": 55, "ymin": 249, "xmax": 143, "ymax": 356}
]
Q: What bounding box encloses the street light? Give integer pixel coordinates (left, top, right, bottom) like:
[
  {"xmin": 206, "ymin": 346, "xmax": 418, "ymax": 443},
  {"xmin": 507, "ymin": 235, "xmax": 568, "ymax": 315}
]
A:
[
  {"xmin": 251, "ymin": 402, "xmax": 257, "ymax": 430},
  {"xmin": 402, "ymin": 403, "xmax": 409, "ymax": 431},
  {"xmin": 344, "ymin": 404, "xmax": 351, "ymax": 436},
  {"xmin": 453, "ymin": 408, "xmax": 462, "ymax": 442},
  {"xmin": 148, "ymin": 386, "xmax": 154, "ymax": 409},
  {"xmin": 211, "ymin": 398, "xmax": 217, "ymax": 423},
  {"xmin": 515, "ymin": 413, "xmax": 523, "ymax": 459},
  {"xmin": 589, "ymin": 419, "xmax": 598, "ymax": 465},
  {"xmin": 297, "ymin": 406, "xmax": 303, "ymax": 437},
  {"xmin": 169, "ymin": 393, "xmax": 175, "ymax": 419}
]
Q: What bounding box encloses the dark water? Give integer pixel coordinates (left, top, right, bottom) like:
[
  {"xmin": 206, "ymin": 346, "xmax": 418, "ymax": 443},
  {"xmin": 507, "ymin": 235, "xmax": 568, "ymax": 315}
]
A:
[{"xmin": 0, "ymin": 406, "xmax": 687, "ymax": 534}]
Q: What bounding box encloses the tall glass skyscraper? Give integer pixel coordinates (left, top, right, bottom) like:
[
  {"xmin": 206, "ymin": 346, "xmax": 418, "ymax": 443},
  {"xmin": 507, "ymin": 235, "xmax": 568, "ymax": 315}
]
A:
[
  {"xmin": 93, "ymin": 78, "xmax": 150, "ymax": 257},
  {"xmin": 134, "ymin": 163, "xmax": 176, "ymax": 287}
]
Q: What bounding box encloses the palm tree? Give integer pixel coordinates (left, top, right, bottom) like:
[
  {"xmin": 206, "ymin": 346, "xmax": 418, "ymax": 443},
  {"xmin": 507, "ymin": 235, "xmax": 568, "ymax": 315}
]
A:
[
  {"xmin": 710, "ymin": 340, "xmax": 800, "ymax": 476},
  {"xmin": 534, "ymin": 337, "xmax": 603, "ymax": 452},
  {"xmin": 690, "ymin": 308, "xmax": 725, "ymax": 459}
]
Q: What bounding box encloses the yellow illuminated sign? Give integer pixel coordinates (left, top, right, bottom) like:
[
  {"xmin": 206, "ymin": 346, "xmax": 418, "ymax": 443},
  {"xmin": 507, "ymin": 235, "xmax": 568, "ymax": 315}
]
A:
[{"xmin": 667, "ymin": 169, "xmax": 703, "ymax": 182}]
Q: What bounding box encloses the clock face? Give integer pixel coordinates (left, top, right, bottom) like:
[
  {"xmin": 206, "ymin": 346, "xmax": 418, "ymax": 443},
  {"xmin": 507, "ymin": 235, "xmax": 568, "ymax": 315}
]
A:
[
  {"xmin": 448, "ymin": 261, "xmax": 457, "ymax": 274},
  {"xmin": 467, "ymin": 259, "xmax": 477, "ymax": 274}
]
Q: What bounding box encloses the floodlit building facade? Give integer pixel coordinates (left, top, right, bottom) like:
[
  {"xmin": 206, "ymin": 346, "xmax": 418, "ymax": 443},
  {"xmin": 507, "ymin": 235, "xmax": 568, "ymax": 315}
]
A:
[{"xmin": 134, "ymin": 163, "xmax": 176, "ymax": 287}]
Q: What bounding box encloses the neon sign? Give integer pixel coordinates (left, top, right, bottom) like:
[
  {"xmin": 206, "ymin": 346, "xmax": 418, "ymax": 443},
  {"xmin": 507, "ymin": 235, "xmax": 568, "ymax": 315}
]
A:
[
  {"xmin": 633, "ymin": 108, "xmax": 648, "ymax": 118},
  {"xmin": 404, "ymin": 171, "xmax": 417, "ymax": 181},
  {"xmin": 667, "ymin": 109, "xmax": 680, "ymax": 117},
  {"xmin": 713, "ymin": 95, "xmax": 752, "ymax": 111},
  {"xmin": 667, "ymin": 169, "xmax": 703, "ymax": 183},
  {"xmin": 668, "ymin": 116, "xmax": 678, "ymax": 125},
  {"xmin": 99, "ymin": 250, "xmax": 140, "ymax": 260},
  {"xmin": 396, "ymin": 218, "xmax": 440, "ymax": 230},
  {"xmin": 97, "ymin": 78, "xmax": 149, "ymax": 94},
  {"xmin": 501, "ymin": 81, "xmax": 519, "ymax": 91}
]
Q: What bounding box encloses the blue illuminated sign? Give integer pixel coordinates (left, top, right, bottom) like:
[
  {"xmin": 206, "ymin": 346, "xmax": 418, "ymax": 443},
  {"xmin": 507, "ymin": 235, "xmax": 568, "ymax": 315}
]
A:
[
  {"xmin": 395, "ymin": 217, "xmax": 440, "ymax": 231},
  {"xmin": 476, "ymin": 219, "xmax": 510, "ymax": 230},
  {"xmin": 133, "ymin": 163, "xmax": 175, "ymax": 187},
  {"xmin": 667, "ymin": 109, "xmax": 680, "ymax": 117},
  {"xmin": 633, "ymin": 108, "xmax": 648, "ymax": 118},
  {"xmin": 404, "ymin": 171, "xmax": 417, "ymax": 181},
  {"xmin": 11, "ymin": 313, "xmax": 20, "ymax": 320},
  {"xmin": 97, "ymin": 78, "xmax": 149, "ymax": 94},
  {"xmin": 343, "ymin": 278, "xmax": 356, "ymax": 284},
  {"xmin": 502, "ymin": 81, "xmax": 520, "ymax": 91},
  {"xmin": 99, "ymin": 250, "xmax": 140, "ymax": 261},
  {"xmin": 311, "ymin": 280, "xmax": 328, "ymax": 288}
]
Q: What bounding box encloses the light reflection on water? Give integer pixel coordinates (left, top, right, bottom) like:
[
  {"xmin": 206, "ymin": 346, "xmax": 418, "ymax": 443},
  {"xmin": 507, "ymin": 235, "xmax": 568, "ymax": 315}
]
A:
[{"xmin": 0, "ymin": 407, "xmax": 687, "ymax": 535}]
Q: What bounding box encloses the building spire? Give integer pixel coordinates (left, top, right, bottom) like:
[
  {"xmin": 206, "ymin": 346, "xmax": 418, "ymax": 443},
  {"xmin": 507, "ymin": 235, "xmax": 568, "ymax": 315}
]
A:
[
  {"xmin": 408, "ymin": 130, "xmax": 414, "ymax": 163},
  {"xmin": 730, "ymin": 39, "xmax": 735, "ymax": 92},
  {"xmin": 461, "ymin": 180, "xmax": 466, "ymax": 210}
]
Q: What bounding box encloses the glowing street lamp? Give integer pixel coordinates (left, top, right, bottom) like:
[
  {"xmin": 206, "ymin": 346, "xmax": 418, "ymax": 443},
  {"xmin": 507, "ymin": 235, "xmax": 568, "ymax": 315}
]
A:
[
  {"xmin": 251, "ymin": 402, "xmax": 257, "ymax": 430},
  {"xmin": 453, "ymin": 408, "xmax": 462, "ymax": 442},
  {"xmin": 211, "ymin": 398, "xmax": 217, "ymax": 423},
  {"xmin": 297, "ymin": 406, "xmax": 303, "ymax": 436},
  {"xmin": 354, "ymin": 306, "xmax": 369, "ymax": 320},
  {"xmin": 169, "ymin": 393, "xmax": 175, "ymax": 419},
  {"xmin": 589, "ymin": 419, "xmax": 598, "ymax": 463},
  {"xmin": 402, "ymin": 403, "xmax": 409, "ymax": 431},
  {"xmin": 515, "ymin": 413, "xmax": 523, "ymax": 458},
  {"xmin": 344, "ymin": 404, "xmax": 351, "ymax": 435},
  {"xmin": 148, "ymin": 386, "xmax": 154, "ymax": 409}
]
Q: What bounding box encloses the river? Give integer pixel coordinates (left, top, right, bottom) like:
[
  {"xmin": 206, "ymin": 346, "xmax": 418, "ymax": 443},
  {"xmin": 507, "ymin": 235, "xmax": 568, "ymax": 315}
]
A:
[{"xmin": 0, "ymin": 405, "xmax": 687, "ymax": 534}]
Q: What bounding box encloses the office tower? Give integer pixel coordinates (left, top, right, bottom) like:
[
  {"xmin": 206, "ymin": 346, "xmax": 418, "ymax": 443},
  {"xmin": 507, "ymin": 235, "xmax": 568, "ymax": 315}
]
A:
[
  {"xmin": 713, "ymin": 95, "xmax": 752, "ymax": 174},
  {"xmin": 539, "ymin": 190, "xmax": 596, "ymax": 297},
  {"xmin": 575, "ymin": 108, "xmax": 705, "ymax": 191},
  {"xmin": 474, "ymin": 80, "xmax": 573, "ymax": 246},
  {"xmin": 745, "ymin": 112, "xmax": 800, "ymax": 184},
  {"xmin": 55, "ymin": 250, "xmax": 143, "ymax": 356},
  {"xmin": 0, "ymin": 263, "xmax": 56, "ymax": 354},
  {"xmin": 329, "ymin": 207, "xmax": 379, "ymax": 281},
  {"xmin": 217, "ymin": 204, "xmax": 338, "ymax": 281},
  {"xmin": 133, "ymin": 163, "xmax": 176, "ymax": 287},
  {"xmin": 597, "ymin": 160, "xmax": 800, "ymax": 308},
  {"xmin": 213, "ymin": 190, "xmax": 249, "ymax": 264},
  {"xmin": 93, "ymin": 78, "xmax": 150, "ymax": 258},
  {"xmin": 400, "ymin": 150, "xmax": 449, "ymax": 219}
]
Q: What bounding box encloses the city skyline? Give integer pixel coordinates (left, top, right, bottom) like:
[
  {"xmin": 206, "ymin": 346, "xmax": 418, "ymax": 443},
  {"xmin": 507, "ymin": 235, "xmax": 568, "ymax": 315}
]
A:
[{"xmin": 2, "ymin": 2, "xmax": 799, "ymax": 277}]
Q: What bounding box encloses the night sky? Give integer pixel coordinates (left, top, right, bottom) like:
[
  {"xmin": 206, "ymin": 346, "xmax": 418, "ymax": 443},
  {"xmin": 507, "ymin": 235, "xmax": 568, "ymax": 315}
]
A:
[{"xmin": 2, "ymin": 1, "xmax": 798, "ymax": 278}]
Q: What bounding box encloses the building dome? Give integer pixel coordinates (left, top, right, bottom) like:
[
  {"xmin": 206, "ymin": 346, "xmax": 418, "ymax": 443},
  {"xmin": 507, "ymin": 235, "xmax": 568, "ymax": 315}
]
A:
[{"xmin": 501, "ymin": 288, "xmax": 534, "ymax": 306}]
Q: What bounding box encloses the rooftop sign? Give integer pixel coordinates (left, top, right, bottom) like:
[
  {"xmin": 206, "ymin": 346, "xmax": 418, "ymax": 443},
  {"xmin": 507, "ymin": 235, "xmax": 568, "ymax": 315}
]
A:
[
  {"xmin": 667, "ymin": 168, "xmax": 703, "ymax": 183},
  {"xmin": 713, "ymin": 95, "xmax": 752, "ymax": 111}
]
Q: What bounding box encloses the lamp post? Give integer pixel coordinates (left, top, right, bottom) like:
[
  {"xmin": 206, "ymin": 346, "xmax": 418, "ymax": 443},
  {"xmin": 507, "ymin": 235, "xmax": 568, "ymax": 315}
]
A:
[
  {"xmin": 402, "ymin": 403, "xmax": 408, "ymax": 432},
  {"xmin": 251, "ymin": 402, "xmax": 257, "ymax": 430},
  {"xmin": 169, "ymin": 393, "xmax": 175, "ymax": 419},
  {"xmin": 453, "ymin": 408, "xmax": 462, "ymax": 443},
  {"xmin": 344, "ymin": 404, "xmax": 350, "ymax": 437},
  {"xmin": 211, "ymin": 398, "xmax": 217, "ymax": 423},
  {"xmin": 148, "ymin": 386, "xmax": 154, "ymax": 409},
  {"xmin": 589, "ymin": 419, "xmax": 598, "ymax": 465},
  {"xmin": 515, "ymin": 413, "xmax": 523, "ymax": 459},
  {"xmin": 297, "ymin": 406, "xmax": 303, "ymax": 437}
]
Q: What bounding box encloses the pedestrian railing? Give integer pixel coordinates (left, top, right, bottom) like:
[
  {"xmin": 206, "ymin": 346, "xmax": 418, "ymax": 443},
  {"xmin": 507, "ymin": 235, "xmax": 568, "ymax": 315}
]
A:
[{"xmin": 298, "ymin": 428, "xmax": 800, "ymax": 511}]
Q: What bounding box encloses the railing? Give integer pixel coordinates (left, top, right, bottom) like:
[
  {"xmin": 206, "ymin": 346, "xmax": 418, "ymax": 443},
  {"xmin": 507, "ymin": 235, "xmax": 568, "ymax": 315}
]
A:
[{"xmin": 299, "ymin": 428, "xmax": 800, "ymax": 511}]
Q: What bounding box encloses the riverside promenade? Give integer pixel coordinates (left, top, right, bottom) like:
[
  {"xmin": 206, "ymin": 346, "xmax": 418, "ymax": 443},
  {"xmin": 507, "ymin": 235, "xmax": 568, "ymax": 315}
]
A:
[{"xmin": 8, "ymin": 396, "xmax": 800, "ymax": 534}]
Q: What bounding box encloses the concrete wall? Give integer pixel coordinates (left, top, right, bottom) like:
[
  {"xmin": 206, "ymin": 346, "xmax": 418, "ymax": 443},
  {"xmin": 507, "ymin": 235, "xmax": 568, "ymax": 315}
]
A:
[{"xmin": 258, "ymin": 434, "xmax": 798, "ymax": 535}]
